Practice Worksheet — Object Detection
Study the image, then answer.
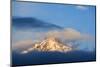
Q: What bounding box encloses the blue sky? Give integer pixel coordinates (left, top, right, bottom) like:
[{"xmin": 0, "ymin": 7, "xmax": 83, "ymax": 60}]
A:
[{"xmin": 12, "ymin": 1, "xmax": 96, "ymax": 36}]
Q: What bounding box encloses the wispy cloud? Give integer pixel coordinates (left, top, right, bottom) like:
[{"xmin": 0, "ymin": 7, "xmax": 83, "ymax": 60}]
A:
[{"xmin": 76, "ymin": 6, "xmax": 88, "ymax": 10}]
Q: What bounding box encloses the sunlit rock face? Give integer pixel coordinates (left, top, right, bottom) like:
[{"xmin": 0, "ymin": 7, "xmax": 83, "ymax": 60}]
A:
[{"xmin": 21, "ymin": 37, "xmax": 73, "ymax": 54}]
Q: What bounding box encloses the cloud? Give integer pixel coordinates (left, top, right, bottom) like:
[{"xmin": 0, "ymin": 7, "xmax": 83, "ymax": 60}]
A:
[
  {"xmin": 12, "ymin": 28, "xmax": 95, "ymax": 52},
  {"xmin": 76, "ymin": 6, "xmax": 88, "ymax": 10},
  {"xmin": 45, "ymin": 28, "xmax": 94, "ymax": 41},
  {"xmin": 12, "ymin": 39, "xmax": 37, "ymax": 53}
]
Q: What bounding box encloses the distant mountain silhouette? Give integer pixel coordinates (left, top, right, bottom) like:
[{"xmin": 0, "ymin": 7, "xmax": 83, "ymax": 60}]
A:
[{"xmin": 12, "ymin": 17, "xmax": 63, "ymax": 30}]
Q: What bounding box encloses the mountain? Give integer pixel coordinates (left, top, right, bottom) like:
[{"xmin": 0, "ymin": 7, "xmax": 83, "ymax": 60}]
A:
[
  {"xmin": 21, "ymin": 37, "xmax": 73, "ymax": 54},
  {"xmin": 12, "ymin": 17, "xmax": 63, "ymax": 30}
]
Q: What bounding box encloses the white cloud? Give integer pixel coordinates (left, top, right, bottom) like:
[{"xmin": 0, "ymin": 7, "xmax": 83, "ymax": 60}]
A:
[
  {"xmin": 76, "ymin": 5, "xmax": 88, "ymax": 10},
  {"xmin": 45, "ymin": 28, "xmax": 94, "ymax": 41},
  {"xmin": 12, "ymin": 28, "xmax": 95, "ymax": 52}
]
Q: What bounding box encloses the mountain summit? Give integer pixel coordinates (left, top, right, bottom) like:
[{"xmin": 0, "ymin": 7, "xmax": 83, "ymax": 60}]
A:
[{"xmin": 21, "ymin": 37, "xmax": 73, "ymax": 54}]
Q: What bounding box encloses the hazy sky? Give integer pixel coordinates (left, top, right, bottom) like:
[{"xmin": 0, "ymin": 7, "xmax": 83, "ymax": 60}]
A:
[
  {"xmin": 12, "ymin": 1, "xmax": 96, "ymax": 36},
  {"xmin": 12, "ymin": 1, "xmax": 96, "ymax": 51}
]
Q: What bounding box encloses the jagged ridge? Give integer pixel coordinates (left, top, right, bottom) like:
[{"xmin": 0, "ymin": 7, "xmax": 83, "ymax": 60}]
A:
[{"xmin": 21, "ymin": 37, "xmax": 73, "ymax": 54}]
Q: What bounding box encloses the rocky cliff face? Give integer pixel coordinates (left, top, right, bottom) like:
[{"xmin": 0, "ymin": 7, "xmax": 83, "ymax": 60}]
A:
[{"xmin": 21, "ymin": 37, "xmax": 73, "ymax": 54}]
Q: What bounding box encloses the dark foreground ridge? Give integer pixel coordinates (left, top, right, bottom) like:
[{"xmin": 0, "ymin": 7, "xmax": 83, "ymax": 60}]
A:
[{"xmin": 12, "ymin": 50, "xmax": 96, "ymax": 66}]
